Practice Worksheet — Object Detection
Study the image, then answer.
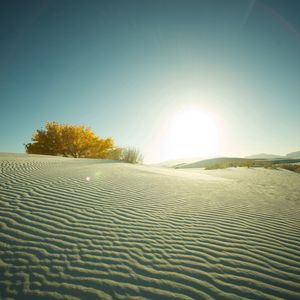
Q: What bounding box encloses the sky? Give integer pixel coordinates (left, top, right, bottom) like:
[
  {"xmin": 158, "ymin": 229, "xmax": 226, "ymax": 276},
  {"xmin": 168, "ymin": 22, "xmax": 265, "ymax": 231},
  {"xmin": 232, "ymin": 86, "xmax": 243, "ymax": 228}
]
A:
[{"xmin": 0, "ymin": 0, "xmax": 299, "ymax": 163}]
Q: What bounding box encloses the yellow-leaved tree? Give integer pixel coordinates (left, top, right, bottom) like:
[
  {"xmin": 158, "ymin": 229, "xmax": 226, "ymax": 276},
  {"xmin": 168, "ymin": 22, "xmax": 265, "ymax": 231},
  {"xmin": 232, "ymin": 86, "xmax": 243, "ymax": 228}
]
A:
[{"xmin": 25, "ymin": 122, "xmax": 116, "ymax": 158}]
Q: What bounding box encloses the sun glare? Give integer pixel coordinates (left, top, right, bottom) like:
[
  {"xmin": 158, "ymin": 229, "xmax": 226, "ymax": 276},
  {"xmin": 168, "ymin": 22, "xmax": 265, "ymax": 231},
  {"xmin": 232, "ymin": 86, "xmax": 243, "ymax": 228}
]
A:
[{"xmin": 166, "ymin": 108, "xmax": 220, "ymax": 159}]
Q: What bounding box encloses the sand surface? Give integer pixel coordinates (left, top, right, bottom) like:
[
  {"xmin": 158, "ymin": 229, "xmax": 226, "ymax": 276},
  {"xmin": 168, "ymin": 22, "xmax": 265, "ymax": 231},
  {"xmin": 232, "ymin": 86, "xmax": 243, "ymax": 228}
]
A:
[{"xmin": 0, "ymin": 154, "xmax": 300, "ymax": 299}]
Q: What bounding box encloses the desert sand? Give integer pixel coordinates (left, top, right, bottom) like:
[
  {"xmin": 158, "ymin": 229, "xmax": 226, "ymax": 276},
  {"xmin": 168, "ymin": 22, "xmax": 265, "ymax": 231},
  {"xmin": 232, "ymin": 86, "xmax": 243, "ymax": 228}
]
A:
[{"xmin": 0, "ymin": 153, "xmax": 300, "ymax": 299}]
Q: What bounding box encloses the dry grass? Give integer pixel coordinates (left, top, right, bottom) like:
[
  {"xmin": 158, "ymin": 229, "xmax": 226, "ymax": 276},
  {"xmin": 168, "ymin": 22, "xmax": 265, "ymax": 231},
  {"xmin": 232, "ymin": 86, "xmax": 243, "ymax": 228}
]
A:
[
  {"xmin": 205, "ymin": 160, "xmax": 300, "ymax": 173},
  {"xmin": 279, "ymin": 164, "xmax": 300, "ymax": 173}
]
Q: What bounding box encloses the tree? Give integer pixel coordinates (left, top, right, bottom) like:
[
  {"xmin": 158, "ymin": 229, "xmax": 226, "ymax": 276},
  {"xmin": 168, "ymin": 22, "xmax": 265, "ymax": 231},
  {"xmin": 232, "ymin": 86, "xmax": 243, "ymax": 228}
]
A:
[
  {"xmin": 86, "ymin": 136, "xmax": 115, "ymax": 159},
  {"xmin": 106, "ymin": 147, "xmax": 124, "ymax": 160},
  {"xmin": 25, "ymin": 122, "xmax": 63, "ymax": 156},
  {"xmin": 25, "ymin": 122, "xmax": 115, "ymax": 158}
]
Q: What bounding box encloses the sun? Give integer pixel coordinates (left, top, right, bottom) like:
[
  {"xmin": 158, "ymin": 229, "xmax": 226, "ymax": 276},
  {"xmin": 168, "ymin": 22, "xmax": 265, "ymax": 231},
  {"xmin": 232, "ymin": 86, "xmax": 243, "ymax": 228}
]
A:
[{"xmin": 165, "ymin": 108, "xmax": 220, "ymax": 159}]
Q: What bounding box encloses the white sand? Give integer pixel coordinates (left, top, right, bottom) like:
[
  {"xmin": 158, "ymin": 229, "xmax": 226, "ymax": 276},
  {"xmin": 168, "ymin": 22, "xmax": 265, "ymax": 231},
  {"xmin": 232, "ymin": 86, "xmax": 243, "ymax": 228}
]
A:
[{"xmin": 0, "ymin": 153, "xmax": 300, "ymax": 299}]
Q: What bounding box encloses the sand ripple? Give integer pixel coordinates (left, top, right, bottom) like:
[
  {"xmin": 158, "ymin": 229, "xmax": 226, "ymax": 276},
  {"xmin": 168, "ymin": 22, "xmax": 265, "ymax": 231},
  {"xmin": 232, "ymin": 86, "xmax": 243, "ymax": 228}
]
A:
[{"xmin": 1, "ymin": 154, "xmax": 300, "ymax": 299}]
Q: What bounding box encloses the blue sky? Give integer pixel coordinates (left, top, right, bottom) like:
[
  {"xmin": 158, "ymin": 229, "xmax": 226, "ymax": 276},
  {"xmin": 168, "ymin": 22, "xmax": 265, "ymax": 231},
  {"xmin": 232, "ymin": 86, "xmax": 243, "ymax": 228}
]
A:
[{"xmin": 0, "ymin": 0, "xmax": 299, "ymax": 162}]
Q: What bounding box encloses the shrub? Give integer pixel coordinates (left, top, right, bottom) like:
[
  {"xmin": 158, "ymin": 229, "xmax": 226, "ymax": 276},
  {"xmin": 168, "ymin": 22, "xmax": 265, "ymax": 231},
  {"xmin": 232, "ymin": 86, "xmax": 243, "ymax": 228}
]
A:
[
  {"xmin": 122, "ymin": 147, "xmax": 143, "ymax": 164},
  {"xmin": 279, "ymin": 164, "xmax": 300, "ymax": 173},
  {"xmin": 205, "ymin": 163, "xmax": 226, "ymax": 170}
]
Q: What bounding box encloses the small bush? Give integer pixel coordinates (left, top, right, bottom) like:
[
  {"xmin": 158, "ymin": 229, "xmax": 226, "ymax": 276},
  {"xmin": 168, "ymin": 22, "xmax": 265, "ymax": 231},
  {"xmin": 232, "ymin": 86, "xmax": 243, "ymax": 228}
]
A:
[
  {"xmin": 205, "ymin": 163, "xmax": 224, "ymax": 170},
  {"xmin": 263, "ymin": 163, "xmax": 277, "ymax": 170},
  {"xmin": 122, "ymin": 147, "xmax": 143, "ymax": 164}
]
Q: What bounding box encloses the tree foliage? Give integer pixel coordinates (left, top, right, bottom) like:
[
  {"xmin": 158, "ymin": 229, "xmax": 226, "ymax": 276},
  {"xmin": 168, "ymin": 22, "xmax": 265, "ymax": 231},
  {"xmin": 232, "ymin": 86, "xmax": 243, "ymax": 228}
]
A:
[
  {"xmin": 106, "ymin": 147, "xmax": 124, "ymax": 160},
  {"xmin": 25, "ymin": 122, "xmax": 116, "ymax": 158}
]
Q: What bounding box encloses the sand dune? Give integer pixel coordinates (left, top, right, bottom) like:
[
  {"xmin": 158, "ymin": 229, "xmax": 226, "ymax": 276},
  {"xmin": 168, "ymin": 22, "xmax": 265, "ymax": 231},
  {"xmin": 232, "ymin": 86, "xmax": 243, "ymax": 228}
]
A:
[{"xmin": 0, "ymin": 153, "xmax": 300, "ymax": 299}]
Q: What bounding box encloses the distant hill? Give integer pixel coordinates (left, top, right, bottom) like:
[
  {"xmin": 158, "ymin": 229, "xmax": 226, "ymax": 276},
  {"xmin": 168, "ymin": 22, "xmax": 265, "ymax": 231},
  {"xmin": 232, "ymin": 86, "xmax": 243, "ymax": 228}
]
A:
[
  {"xmin": 155, "ymin": 150, "xmax": 300, "ymax": 169},
  {"xmin": 245, "ymin": 151, "xmax": 300, "ymax": 159},
  {"xmin": 175, "ymin": 156, "xmax": 300, "ymax": 169},
  {"xmin": 151, "ymin": 157, "xmax": 203, "ymax": 168},
  {"xmin": 286, "ymin": 151, "xmax": 300, "ymax": 159},
  {"xmin": 245, "ymin": 153, "xmax": 284, "ymax": 159},
  {"xmin": 177, "ymin": 157, "xmax": 249, "ymax": 169}
]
